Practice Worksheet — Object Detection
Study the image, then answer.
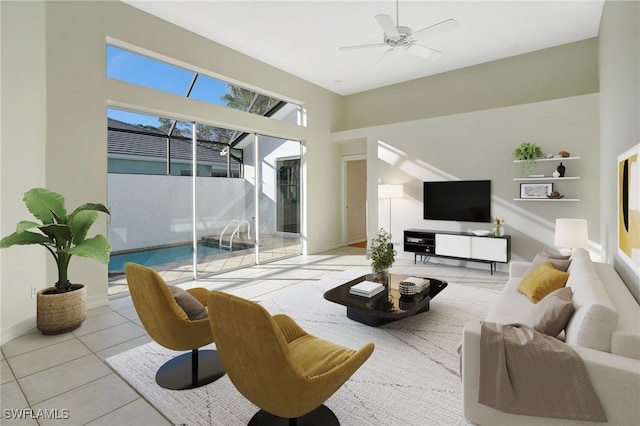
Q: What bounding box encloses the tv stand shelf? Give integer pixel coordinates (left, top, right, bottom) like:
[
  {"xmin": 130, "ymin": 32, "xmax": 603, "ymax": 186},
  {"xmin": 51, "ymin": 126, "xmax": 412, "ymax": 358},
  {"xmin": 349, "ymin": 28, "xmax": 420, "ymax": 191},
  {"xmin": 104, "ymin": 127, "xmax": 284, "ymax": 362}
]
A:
[{"xmin": 404, "ymin": 229, "xmax": 511, "ymax": 275}]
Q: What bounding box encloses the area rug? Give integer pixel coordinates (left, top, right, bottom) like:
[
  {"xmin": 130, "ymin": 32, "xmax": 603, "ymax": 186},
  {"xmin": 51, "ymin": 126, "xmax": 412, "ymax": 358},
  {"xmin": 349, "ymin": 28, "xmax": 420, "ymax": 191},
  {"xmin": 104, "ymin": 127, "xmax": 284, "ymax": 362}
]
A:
[{"xmin": 106, "ymin": 269, "xmax": 499, "ymax": 425}]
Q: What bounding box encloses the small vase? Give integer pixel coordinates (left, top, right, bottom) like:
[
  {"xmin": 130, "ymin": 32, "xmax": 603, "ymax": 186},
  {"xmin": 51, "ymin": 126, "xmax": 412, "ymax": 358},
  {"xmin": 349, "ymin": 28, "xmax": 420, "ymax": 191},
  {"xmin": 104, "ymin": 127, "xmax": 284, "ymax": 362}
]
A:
[
  {"xmin": 557, "ymin": 162, "xmax": 566, "ymax": 177},
  {"xmin": 493, "ymin": 227, "xmax": 504, "ymax": 237},
  {"xmin": 373, "ymin": 268, "xmax": 390, "ymax": 287}
]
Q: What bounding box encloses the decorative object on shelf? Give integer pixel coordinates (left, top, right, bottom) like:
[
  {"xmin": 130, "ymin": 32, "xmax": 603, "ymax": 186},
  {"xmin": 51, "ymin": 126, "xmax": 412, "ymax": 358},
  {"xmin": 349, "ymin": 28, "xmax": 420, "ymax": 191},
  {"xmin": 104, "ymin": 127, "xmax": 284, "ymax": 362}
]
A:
[
  {"xmin": 557, "ymin": 162, "xmax": 566, "ymax": 177},
  {"xmin": 0, "ymin": 187, "xmax": 111, "ymax": 334},
  {"xmin": 559, "ymin": 150, "xmax": 571, "ymax": 157},
  {"xmin": 553, "ymin": 170, "xmax": 561, "ymax": 178},
  {"xmin": 520, "ymin": 182, "xmax": 553, "ymax": 199},
  {"xmin": 547, "ymin": 191, "xmax": 564, "ymax": 199},
  {"xmin": 473, "ymin": 230, "xmax": 491, "ymax": 236},
  {"xmin": 493, "ymin": 216, "xmax": 506, "ymax": 237},
  {"xmin": 513, "ymin": 141, "xmax": 544, "ymax": 175},
  {"xmin": 367, "ymin": 228, "xmax": 396, "ymax": 286}
]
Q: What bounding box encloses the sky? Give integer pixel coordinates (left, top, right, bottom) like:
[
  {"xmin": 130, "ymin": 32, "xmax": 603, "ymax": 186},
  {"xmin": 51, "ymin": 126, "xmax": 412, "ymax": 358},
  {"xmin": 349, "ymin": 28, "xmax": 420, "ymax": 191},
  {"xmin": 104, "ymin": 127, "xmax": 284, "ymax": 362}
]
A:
[{"xmin": 106, "ymin": 45, "xmax": 228, "ymax": 127}]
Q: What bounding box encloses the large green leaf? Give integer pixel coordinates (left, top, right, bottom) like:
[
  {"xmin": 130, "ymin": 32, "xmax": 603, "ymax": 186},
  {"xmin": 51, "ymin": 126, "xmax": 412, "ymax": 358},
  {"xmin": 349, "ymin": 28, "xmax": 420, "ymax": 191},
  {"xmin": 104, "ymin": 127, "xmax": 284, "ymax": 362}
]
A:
[
  {"xmin": 67, "ymin": 235, "xmax": 111, "ymax": 264},
  {"xmin": 0, "ymin": 230, "xmax": 50, "ymax": 248},
  {"xmin": 39, "ymin": 223, "xmax": 73, "ymax": 245},
  {"xmin": 69, "ymin": 203, "xmax": 110, "ymax": 218},
  {"xmin": 15, "ymin": 220, "xmax": 42, "ymax": 233},
  {"xmin": 23, "ymin": 188, "xmax": 67, "ymax": 225},
  {"xmin": 69, "ymin": 210, "xmax": 99, "ymax": 245}
]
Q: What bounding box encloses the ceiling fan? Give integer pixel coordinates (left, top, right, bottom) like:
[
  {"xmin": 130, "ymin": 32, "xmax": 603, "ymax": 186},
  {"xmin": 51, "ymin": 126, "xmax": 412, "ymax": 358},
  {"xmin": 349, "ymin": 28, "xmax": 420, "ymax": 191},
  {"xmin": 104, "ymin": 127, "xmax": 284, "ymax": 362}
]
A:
[{"xmin": 339, "ymin": 0, "xmax": 458, "ymax": 67}]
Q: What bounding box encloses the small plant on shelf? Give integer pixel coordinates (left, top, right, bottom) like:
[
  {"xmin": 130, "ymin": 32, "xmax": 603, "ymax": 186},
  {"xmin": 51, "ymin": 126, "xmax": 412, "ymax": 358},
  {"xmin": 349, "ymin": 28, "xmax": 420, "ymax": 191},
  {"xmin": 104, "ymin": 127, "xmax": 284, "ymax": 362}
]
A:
[{"xmin": 513, "ymin": 141, "xmax": 544, "ymax": 176}]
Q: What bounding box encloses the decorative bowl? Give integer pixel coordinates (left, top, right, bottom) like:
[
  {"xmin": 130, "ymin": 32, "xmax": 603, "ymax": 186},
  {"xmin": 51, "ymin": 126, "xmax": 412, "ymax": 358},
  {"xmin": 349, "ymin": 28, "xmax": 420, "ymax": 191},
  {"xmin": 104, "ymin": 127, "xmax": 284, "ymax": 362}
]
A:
[
  {"xmin": 399, "ymin": 281, "xmax": 417, "ymax": 297},
  {"xmin": 473, "ymin": 230, "xmax": 491, "ymax": 236}
]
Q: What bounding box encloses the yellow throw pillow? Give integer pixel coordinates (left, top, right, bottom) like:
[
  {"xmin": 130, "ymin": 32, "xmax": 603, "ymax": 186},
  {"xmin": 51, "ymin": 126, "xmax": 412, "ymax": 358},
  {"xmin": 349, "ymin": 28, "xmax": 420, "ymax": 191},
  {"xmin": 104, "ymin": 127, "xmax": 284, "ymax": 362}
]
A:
[{"xmin": 517, "ymin": 262, "xmax": 570, "ymax": 303}]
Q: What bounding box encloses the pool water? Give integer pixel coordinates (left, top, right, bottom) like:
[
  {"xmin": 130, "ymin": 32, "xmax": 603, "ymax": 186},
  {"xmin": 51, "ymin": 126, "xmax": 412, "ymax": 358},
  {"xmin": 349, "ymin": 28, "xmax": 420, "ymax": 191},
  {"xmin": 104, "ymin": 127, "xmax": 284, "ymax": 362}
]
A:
[{"xmin": 109, "ymin": 242, "xmax": 227, "ymax": 272}]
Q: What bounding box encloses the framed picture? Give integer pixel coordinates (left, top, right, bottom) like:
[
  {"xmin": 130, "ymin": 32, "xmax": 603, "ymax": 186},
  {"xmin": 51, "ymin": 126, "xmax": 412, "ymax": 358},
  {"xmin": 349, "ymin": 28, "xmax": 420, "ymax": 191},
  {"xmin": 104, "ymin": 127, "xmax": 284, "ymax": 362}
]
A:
[
  {"xmin": 520, "ymin": 183, "xmax": 552, "ymax": 199},
  {"xmin": 618, "ymin": 144, "xmax": 639, "ymax": 272}
]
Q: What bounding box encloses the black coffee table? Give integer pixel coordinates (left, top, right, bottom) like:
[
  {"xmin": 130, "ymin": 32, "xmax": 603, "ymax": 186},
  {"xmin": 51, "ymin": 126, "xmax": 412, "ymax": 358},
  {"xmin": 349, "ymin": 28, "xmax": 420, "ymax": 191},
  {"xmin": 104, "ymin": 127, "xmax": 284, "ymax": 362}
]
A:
[{"xmin": 323, "ymin": 274, "xmax": 448, "ymax": 326}]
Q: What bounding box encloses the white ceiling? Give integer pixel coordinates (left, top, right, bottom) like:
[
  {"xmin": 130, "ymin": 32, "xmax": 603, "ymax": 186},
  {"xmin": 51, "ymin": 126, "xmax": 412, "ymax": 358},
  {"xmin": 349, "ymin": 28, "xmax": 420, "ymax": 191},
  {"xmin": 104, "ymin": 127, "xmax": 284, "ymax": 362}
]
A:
[{"xmin": 123, "ymin": 1, "xmax": 604, "ymax": 96}]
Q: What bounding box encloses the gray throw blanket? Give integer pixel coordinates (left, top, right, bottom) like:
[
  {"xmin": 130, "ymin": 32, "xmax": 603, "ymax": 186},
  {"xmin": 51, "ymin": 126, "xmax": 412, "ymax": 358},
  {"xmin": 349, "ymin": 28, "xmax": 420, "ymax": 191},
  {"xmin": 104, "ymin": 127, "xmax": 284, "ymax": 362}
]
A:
[{"xmin": 479, "ymin": 321, "xmax": 607, "ymax": 422}]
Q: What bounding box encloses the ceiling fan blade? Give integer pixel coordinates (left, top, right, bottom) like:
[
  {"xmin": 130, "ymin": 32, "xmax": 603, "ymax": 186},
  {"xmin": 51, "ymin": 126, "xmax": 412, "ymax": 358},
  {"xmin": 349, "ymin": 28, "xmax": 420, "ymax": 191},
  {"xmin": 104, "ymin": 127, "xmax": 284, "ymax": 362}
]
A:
[
  {"xmin": 374, "ymin": 47, "xmax": 402, "ymax": 68},
  {"xmin": 405, "ymin": 43, "xmax": 443, "ymax": 60},
  {"xmin": 411, "ymin": 18, "xmax": 459, "ymax": 41},
  {"xmin": 375, "ymin": 14, "xmax": 400, "ymax": 38},
  {"xmin": 339, "ymin": 42, "xmax": 387, "ymax": 51}
]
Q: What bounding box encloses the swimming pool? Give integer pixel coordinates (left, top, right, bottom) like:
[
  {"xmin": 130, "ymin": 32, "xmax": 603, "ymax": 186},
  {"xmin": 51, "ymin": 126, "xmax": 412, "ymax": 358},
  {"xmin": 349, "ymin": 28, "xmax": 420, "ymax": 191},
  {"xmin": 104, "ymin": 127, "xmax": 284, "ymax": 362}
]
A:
[{"xmin": 109, "ymin": 242, "xmax": 228, "ymax": 272}]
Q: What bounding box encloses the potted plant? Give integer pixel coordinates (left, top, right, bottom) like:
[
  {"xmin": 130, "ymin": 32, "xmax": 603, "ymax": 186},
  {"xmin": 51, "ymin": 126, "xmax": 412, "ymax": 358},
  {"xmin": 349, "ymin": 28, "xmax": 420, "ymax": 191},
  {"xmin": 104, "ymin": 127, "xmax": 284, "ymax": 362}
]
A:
[
  {"xmin": 1, "ymin": 188, "xmax": 111, "ymax": 334},
  {"xmin": 513, "ymin": 141, "xmax": 544, "ymax": 175},
  {"xmin": 367, "ymin": 228, "xmax": 396, "ymax": 285}
]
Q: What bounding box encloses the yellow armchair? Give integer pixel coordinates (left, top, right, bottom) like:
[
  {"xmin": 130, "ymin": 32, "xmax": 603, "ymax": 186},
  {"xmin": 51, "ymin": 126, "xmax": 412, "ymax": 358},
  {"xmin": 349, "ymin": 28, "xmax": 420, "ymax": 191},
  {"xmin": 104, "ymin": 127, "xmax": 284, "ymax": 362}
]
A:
[
  {"xmin": 207, "ymin": 290, "xmax": 374, "ymax": 424},
  {"xmin": 125, "ymin": 263, "xmax": 225, "ymax": 390}
]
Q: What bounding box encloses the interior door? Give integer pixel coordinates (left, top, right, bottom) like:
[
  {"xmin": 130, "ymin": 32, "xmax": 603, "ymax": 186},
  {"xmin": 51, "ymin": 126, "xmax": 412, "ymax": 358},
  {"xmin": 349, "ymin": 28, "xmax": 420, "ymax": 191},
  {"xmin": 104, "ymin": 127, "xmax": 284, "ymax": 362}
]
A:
[{"xmin": 346, "ymin": 159, "xmax": 367, "ymax": 245}]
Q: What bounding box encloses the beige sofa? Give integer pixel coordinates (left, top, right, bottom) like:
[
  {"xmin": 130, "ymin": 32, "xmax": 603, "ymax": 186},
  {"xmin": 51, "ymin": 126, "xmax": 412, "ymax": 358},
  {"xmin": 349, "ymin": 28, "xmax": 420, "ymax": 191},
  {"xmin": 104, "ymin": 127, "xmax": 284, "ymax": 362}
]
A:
[{"xmin": 461, "ymin": 248, "xmax": 640, "ymax": 425}]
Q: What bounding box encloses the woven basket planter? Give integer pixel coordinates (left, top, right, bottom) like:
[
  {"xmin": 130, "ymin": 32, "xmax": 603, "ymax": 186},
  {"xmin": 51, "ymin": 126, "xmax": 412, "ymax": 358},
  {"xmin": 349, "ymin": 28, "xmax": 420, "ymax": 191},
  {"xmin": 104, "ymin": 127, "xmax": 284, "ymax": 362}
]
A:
[{"xmin": 37, "ymin": 284, "xmax": 87, "ymax": 335}]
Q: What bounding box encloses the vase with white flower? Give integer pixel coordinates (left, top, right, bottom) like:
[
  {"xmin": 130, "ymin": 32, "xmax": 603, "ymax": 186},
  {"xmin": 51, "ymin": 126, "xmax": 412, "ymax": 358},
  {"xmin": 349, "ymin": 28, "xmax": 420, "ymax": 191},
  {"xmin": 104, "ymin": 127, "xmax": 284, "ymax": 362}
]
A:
[{"xmin": 493, "ymin": 216, "xmax": 506, "ymax": 237}]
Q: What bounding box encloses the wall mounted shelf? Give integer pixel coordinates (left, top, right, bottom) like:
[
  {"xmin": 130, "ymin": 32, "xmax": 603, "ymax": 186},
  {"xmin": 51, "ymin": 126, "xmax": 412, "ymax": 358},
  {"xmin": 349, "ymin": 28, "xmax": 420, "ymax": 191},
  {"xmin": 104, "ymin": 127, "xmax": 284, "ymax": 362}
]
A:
[
  {"xmin": 513, "ymin": 156, "xmax": 581, "ymax": 163},
  {"xmin": 514, "ymin": 176, "xmax": 580, "ymax": 181},
  {"xmin": 513, "ymin": 198, "xmax": 580, "ymax": 202},
  {"xmin": 513, "ymin": 155, "xmax": 581, "ymax": 200}
]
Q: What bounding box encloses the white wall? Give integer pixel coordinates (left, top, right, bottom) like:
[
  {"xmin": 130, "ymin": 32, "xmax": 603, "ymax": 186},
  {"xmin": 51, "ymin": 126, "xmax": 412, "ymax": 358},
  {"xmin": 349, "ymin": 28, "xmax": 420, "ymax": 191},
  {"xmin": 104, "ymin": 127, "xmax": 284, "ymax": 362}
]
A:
[
  {"xmin": 107, "ymin": 174, "xmax": 248, "ymax": 251},
  {"xmin": 599, "ymin": 0, "xmax": 640, "ymax": 300},
  {"xmin": 0, "ymin": 0, "xmax": 342, "ymax": 343},
  {"xmin": 335, "ymin": 94, "xmax": 600, "ymax": 266},
  {"xmin": 0, "ymin": 1, "xmax": 48, "ymax": 340}
]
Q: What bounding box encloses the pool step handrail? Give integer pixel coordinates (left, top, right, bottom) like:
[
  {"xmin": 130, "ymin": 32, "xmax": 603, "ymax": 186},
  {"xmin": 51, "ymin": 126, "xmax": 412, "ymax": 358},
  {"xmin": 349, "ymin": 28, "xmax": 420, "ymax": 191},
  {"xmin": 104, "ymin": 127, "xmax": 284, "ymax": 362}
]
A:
[
  {"xmin": 220, "ymin": 220, "xmax": 239, "ymax": 250},
  {"xmin": 220, "ymin": 219, "xmax": 252, "ymax": 251}
]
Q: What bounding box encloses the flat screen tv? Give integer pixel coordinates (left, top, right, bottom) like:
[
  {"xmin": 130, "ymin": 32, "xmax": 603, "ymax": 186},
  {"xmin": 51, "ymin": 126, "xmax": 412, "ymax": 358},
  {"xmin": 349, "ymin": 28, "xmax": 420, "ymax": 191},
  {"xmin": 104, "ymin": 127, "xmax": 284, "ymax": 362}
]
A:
[{"xmin": 423, "ymin": 180, "xmax": 491, "ymax": 223}]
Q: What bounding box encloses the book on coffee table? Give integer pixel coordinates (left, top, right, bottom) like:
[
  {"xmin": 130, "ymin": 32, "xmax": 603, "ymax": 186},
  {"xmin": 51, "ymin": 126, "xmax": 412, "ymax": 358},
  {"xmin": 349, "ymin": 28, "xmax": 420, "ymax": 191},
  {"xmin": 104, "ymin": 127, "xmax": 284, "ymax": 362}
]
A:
[
  {"xmin": 400, "ymin": 277, "xmax": 430, "ymax": 293},
  {"xmin": 350, "ymin": 281, "xmax": 385, "ymax": 298}
]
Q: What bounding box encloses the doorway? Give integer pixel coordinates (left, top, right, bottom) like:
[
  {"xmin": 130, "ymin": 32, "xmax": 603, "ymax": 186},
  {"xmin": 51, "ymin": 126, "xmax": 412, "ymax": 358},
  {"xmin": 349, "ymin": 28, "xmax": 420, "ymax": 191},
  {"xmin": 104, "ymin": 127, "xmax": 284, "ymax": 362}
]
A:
[
  {"xmin": 276, "ymin": 158, "xmax": 301, "ymax": 234},
  {"xmin": 344, "ymin": 157, "xmax": 367, "ymax": 246}
]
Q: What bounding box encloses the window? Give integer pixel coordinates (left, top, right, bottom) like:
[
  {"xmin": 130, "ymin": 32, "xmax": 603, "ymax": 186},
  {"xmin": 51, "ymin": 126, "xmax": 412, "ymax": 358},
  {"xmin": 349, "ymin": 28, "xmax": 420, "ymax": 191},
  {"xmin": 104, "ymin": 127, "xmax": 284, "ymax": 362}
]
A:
[
  {"xmin": 107, "ymin": 109, "xmax": 243, "ymax": 178},
  {"xmin": 106, "ymin": 45, "xmax": 300, "ymax": 125}
]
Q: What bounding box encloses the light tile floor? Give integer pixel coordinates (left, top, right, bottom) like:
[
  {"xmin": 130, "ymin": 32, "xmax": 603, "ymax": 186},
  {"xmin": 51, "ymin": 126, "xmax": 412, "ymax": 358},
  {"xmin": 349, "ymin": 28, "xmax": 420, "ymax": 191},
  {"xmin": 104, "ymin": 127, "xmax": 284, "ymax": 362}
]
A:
[{"xmin": 1, "ymin": 247, "xmax": 507, "ymax": 425}]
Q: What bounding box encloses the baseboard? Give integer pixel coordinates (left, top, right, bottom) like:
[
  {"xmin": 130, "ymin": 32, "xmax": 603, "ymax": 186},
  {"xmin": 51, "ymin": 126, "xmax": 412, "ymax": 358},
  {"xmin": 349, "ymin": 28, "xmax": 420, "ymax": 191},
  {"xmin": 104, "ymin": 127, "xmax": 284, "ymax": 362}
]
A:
[
  {"xmin": 1, "ymin": 317, "xmax": 37, "ymax": 346},
  {"xmin": 1, "ymin": 294, "xmax": 110, "ymax": 345}
]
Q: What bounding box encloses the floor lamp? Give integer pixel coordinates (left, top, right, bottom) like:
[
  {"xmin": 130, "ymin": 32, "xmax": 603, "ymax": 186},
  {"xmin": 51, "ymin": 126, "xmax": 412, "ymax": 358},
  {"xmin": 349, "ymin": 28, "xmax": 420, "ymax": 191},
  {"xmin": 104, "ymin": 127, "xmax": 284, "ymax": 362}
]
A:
[
  {"xmin": 554, "ymin": 218, "xmax": 589, "ymax": 255},
  {"xmin": 378, "ymin": 184, "xmax": 404, "ymax": 238}
]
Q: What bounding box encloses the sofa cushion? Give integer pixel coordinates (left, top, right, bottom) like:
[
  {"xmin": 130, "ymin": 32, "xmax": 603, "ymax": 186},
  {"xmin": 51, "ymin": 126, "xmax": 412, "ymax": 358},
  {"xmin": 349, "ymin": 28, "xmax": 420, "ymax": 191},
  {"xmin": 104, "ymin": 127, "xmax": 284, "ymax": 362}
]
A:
[
  {"xmin": 525, "ymin": 287, "xmax": 575, "ymax": 337},
  {"xmin": 564, "ymin": 252, "xmax": 619, "ymax": 352},
  {"xmin": 567, "ymin": 248, "xmax": 598, "ymax": 276},
  {"xmin": 541, "ymin": 250, "xmax": 571, "ymax": 260},
  {"xmin": 517, "ymin": 262, "xmax": 570, "ymax": 303},
  {"xmin": 525, "ymin": 252, "xmax": 571, "ymax": 274},
  {"xmin": 595, "ymin": 263, "xmax": 640, "ymax": 359}
]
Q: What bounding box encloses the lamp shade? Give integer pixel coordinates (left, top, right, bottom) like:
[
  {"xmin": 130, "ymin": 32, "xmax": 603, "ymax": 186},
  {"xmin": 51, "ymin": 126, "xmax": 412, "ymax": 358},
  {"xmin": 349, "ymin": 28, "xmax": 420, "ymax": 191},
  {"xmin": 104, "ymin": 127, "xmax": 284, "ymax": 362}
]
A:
[
  {"xmin": 378, "ymin": 184, "xmax": 404, "ymax": 199},
  {"xmin": 554, "ymin": 218, "xmax": 588, "ymax": 249}
]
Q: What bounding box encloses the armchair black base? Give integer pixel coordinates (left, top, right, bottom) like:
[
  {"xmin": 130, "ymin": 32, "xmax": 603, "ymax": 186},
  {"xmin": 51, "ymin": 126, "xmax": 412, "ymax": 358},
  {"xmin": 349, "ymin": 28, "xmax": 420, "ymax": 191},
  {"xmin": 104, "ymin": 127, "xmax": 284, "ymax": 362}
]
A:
[
  {"xmin": 248, "ymin": 405, "xmax": 339, "ymax": 426},
  {"xmin": 155, "ymin": 348, "xmax": 225, "ymax": 390}
]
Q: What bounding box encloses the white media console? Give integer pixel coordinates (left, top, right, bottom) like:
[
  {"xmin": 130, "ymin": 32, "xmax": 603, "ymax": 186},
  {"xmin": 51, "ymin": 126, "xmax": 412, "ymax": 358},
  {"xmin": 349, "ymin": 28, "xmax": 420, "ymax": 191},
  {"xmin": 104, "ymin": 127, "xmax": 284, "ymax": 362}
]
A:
[{"xmin": 403, "ymin": 229, "xmax": 511, "ymax": 274}]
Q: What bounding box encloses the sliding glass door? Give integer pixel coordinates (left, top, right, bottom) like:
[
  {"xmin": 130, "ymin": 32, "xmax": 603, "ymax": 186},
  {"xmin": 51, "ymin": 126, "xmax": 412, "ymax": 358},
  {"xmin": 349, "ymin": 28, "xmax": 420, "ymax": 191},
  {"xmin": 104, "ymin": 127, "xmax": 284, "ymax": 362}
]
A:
[{"xmin": 107, "ymin": 110, "xmax": 301, "ymax": 294}]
